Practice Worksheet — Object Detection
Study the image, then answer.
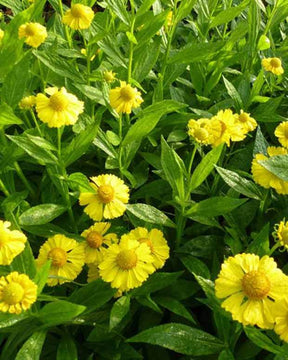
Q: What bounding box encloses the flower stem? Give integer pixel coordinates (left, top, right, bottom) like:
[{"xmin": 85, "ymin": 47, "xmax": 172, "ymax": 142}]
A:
[
  {"xmin": 268, "ymin": 242, "xmax": 281, "ymax": 256},
  {"xmin": 0, "ymin": 178, "xmax": 9, "ymax": 197},
  {"xmin": 14, "ymin": 161, "xmax": 36, "ymax": 198},
  {"xmin": 58, "ymin": 0, "xmax": 72, "ymax": 47},
  {"xmin": 127, "ymin": 4, "xmax": 135, "ymax": 83},
  {"xmin": 57, "ymin": 127, "xmax": 63, "ymax": 158},
  {"xmin": 29, "ymin": 109, "xmax": 42, "ymax": 136}
]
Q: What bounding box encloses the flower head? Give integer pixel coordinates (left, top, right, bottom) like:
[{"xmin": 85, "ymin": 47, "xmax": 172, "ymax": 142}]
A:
[
  {"xmin": 36, "ymin": 234, "xmax": 85, "ymax": 286},
  {"xmin": 252, "ymin": 146, "xmax": 288, "ymax": 194},
  {"xmin": 215, "ymin": 253, "xmax": 288, "ymax": 328},
  {"xmin": 262, "ymin": 57, "xmax": 284, "ymax": 75},
  {"xmin": 275, "ymin": 121, "xmax": 288, "ymax": 148},
  {"xmin": 81, "ymin": 222, "xmax": 118, "ymax": 264},
  {"xmin": 273, "ymin": 298, "xmax": 288, "ymax": 342},
  {"xmin": 62, "ymin": 3, "xmax": 94, "ymax": 30},
  {"xmin": 18, "ymin": 22, "xmax": 47, "ymax": 48},
  {"xmin": 99, "ymin": 237, "xmax": 155, "ymax": 292},
  {"xmin": 234, "ymin": 110, "xmax": 257, "ymax": 134},
  {"xmin": 187, "ymin": 118, "xmax": 212, "ymax": 145},
  {"xmin": 19, "ymin": 95, "xmax": 36, "ymax": 110},
  {"xmin": 273, "ymin": 220, "xmax": 288, "ymax": 249},
  {"xmin": 121, "ymin": 227, "xmax": 169, "ymax": 269},
  {"xmin": 109, "ymin": 81, "xmax": 143, "ymax": 114},
  {"xmin": 87, "ymin": 263, "xmax": 100, "ymax": 283},
  {"xmin": 0, "ymin": 272, "xmax": 37, "ymax": 314},
  {"xmin": 0, "ymin": 220, "xmax": 27, "ymax": 265},
  {"xmin": 104, "ymin": 70, "xmax": 116, "ymax": 83},
  {"xmin": 79, "ymin": 174, "xmax": 129, "ymax": 221},
  {"xmin": 36, "ymin": 87, "xmax": 84, "ymax": 128}
]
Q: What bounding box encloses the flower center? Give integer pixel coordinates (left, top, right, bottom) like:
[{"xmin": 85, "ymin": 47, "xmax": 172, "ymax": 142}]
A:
[
  {"xmin": 242, "ymin": 270, "xmax": 270, "ymax": 300},
  {"xmin": 25, "ymin": 24, "xmax": 36, "ymax": 36},
  {"xmin": 2, "ymin": 283, "xmax": 24, "ymax": 305},
  {"xmin": 194, "ymin": 128, "xmax": 209, "ymax": 141},
  {"xmin": 116, "ymin": 249, "xmax": 138, "ymax": 270},
  {"xmin": 71, "ymin": 4, "xmax": 85, "ymax": 18},
  {"xmin": 138, "ymin": 238, "xmax": 153, "ymax": 251},
  {"xmin": 280, "ymin": 229, "xmax": 288, "ymax": 245},
  {"xmin": 86, "ymin": 231, "xmax": 103, "ymax": 249},
  {"xmin": 98, "ymin": 185, "xmax": 114, "ymax": 203},
  {"xmin": 270, "ymin": 58, "xmax": 281, "ymax": 68},
  {"xmin": 48, "ymin": 248, "xmax": 67, "ymax": 267},
  {"xmin": 49, "ymin": 92, "xmax": 69, "ymax": 112},
  {"xmin": 120, "ymin": 86, "xmax": 135, "ymax": 101},
  {"xmin": 238, "ymin": 113, "xmax": 249, "ymax": 123}
]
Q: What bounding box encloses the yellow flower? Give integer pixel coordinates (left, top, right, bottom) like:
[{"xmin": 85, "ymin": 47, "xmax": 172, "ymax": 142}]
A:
[
  {"xmin": 99, "ymin": 237, "xmax": 155, "ymax": 292},
  {"xmin": 19, "ymin": 95, "xmax": 36, "ymax": 110},
  {"xmin": 0, "ymin": 272, "xmax": 37, "ymax": 314},
  {"xmin": 109, "ymin": 81, "xmax": 143, "ymax": 114},
  {"xmin": 0, "ymin": 29, "xmax": 4, "ymax": 42},
  {"xmin": 87, "ymin": 263, "xmax": 100, "ymax": 283},
  {"xmin": 80, "ymin": 48, "xmax": 96, "ymax": 61},
  {"xmin": 273, "ymin": 298, "xmax": 288, "ymax": 342},
  {"xmin": 187, "ymin": 118, "xmax": 212, "ymax": 145},
  {"xmin": 262, "ymin": 57, "xmax": 284, "ymax": 75},
  {"xmin": 165, "ymin": 11, "xmax": 173, "ymax": 28},
  {"xmin": 79, "ymin": 174, "xmax": 129, "ymax": 221},
  {"xmin": 252, "ymin": 146, "xmax": 288, "ymax": 194},
  {"xmin": 121, "ymin": 227, "xmax": 169, "ymax": 269},
  {"xmin": 81, "ymin": 222, "xmax": 118, "ymax": 264},
  {"xmin": 275, "ymin": 121, "xmax": 288, "ymax": 148},
  {"xmin": 18, "ymin": 22, "xmax": 47, "ymax": 48},
  {"xmin": 0, "ymin": 220, "xmax": 27, "ymax": 265},
  {"xmin": 104, "ymin": 70, "xmax": 116, "ymax": 83},
  {"xmin": 215, "ymin": 253, "xmax": 288, "ymax": 329},
  {"xmin": 36, "ymin": 87, "xmax": 84, "ymax": 128},
  {"xmin": 273, "ymin": 220, "xmax": 288, "ymax": 249},
  {"xmin": 234, "ymin": 110, "xmax": 257, "ymax": 134},
  {"xmin": 62, "ymin": 3, "xmax": 94, "ymax": 30},
  {"xmin": 36, "ymin": 234, "xmax": 85, "ymax": 286}
]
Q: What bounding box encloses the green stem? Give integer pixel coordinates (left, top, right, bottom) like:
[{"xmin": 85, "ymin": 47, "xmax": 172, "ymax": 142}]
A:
[
  {"xmin": 23, "ymin": 112, "xmax": 32, "ymax": 128},
  {"xmin": 0, "ymin": 178, "xmax": 9, "ymax": 196},
  {"xmin": 186, "ymin": 145, "xmax": 197, "ymax": 199},
  {"xmin": 118, "ymin": 113, "xmax": 123, "ymax": 141},
  {"xmin": 14, "ymin": 162, "xmax": 36, "ymax": 198},
  {"xmin": 37, "ymin": 58, "xmax": 46, "ymax": 91},
  {"xmin": 57, "ymin": 127, "xmax": 63, "ymax": 158},
  {"xmin": 175, "ymin": 209, "xmax": 186, "ymax": 250},
  {"xmin": 58, "ymin": 0, "xmax": 72, "ymax": 47},
  {"xmin": 30, "ymin": 109, "xmax": 42, "ymax": 136},
  {"xmin": 269, "ymin": 242, "xmax": 281, "ymax": 256},
  {"xmin": 127, "ymin": 17, "xmax": 135, "ymax": 83},
  {"xmin": 83, "ymin": 35, "xmax": 91, "ymax": 85}
]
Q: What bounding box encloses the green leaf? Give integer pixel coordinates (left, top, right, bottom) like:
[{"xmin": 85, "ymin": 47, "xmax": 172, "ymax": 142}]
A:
[
  {"xmin": 106, "ymin": 0, "xmax": 131, "ymax": 25},
  {"xmin": 69, "ymin": 279, "xmax": 115, "ymax": 313},
  {"xmin": 180, "ymin": 255, "xmax": 210, "ymax": 279},
  {"xmin": 0, "ymin": 104, "xmax": 23, "ymax": 125},
  {"xmin": 57, "ymin": 335, "xmax": 78, "ymax": 360},
  {"xmin": 11, "ymin": 242, "xmax": 36, "ymax": 278},
  {"xmin": 67, "ymin": 172, "xmax": 92, "ymax": 192},
  {"xmin": 154, "ymin": 296, "xmax": 196, "ymax": 323},
  {"xmin": 174, "ymin": 0, "xmax": 197, "ymax": 23},
  {"xmin": 161, "ymin": 137, "xmax": 185, "ymax": 198},
  {"xmin": 34, "ymin": 261, "xmax": 51, "ymax": 295},
  {"xmin": 247, "ymin": 223, "xmax": 270, "ymax": 256},
  {"xmin": 259, "ymin": 155, "xmax": 288, "ymax": 181},
  {"xmin": 190, "ymin": 144, "xmax": 223, "ymax": 191},
  {"xmin": 186, "ymin": 197, "xmax": 247, "ymax": 217},
  {"xmin": 37, "ymin": 300, "xmax": 86, "ymax": 326},
  {"xmin": 209, "ymin": 0, "xmax": 249, "ymax": 28},
  {"xmin": 177, "ymin": 235, "xmax": 222, "ymax": 258},
  {"xmin": 15, "ymin": 331, "xmax": 47, "ymax": 360},
  {"xmin": 244, "ymin": 327, "xmax": 285, "ymax": 355},
  {"xmin": 135, "ymin": 10, "xmax": 168, "ymax": 46},
  {"xmin": 127, "ymin": 323, "xmax": 224, "ymax": 355},
  {"xmin": 216, "ymin": 166, "xmax": 263, "ymax": 200},
  {"xmin": 19, "ymin": 204, "xmax": 67, "ymax": 225},
  {"xmin": 222, "ymin": 76, "xmax": 243, "ymax": 110},
  {"xmin": 253, "ymin": 126, "xmax": 268, "ymax": 156},
  {"xmin": 126, "ymin": 203, "xmax": 175, "ymax": 228},
  {"xmin": 109, "ymin": 295, "xmax": 130, "ymax": 330}
]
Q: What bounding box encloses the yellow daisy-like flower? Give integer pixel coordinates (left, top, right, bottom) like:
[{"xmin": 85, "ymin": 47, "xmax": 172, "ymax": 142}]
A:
[
  {"xmin": 0, "ymin": 220, "xmax": 27, "ymax": 265},
  {"xmin": 273, "ymin": 220, "xmax": 288, "ymax": 249},
  {"xmin": 104, "ymin": 70, "xmax": 116, "ymax": 83},
  {"xmin": 99, "ymin": 237, "xmax": 155, "ymax": 292},
  {"xmin": 121, "ymin": 227, "xmax": 169, "ymax": 269},
  {"xmin": 215, "ymin": 253, "xmax": 288, "ymax": 329},
  {"xmin": 234, "ymin": 110, "xmax": 257, "ymax": 134},
  {"xmin": 275, "ymin": 121, "xmax": 288, "ymax": 148},
  {"xmin": 109, "ymin": 81, "xmax": 144, "ymax": 114},
  {"xmin": 165, "ymin": 11, "xmax": 173, "ymax": 28},
  {"xmin": 0, "ymin": 272, "xmax": 37, "ymax": 314},
  {"xmin": 187, "ymin": 118, "xmax": 212, "ymax": 145},
  {"xmin": 273, "ymin": 298, "xmax": 288, "ymax": 342},
  {"xmin": 36, "ymin": 87, "xmax": 84, "ymax": 128},
  {"xmin": 62, "ymin": 3, "xmax": 94, "ymax": 30},
  {"xmin": 81, "ymin": 222, "xmax": 118, "ymax": 264},
  {"xmin": 79, "ymin": 174, "xmax": 130, "ymax": 221},
  {"xmin": 19, "ymin": 95, "xmax": 36, "ymax": 110},
  {"xmin": 18, "ymin": 22, "xmax": 47, "ymax": 48},
  {"xmin": 87, "ymin": 263, "xmax": 100, "ymax": 283},
  {"xmin": 0, "ymin": 29, "xmax": 4, "ymax": 42},
  {"xmin": 251, "ymin": 146, "xmax": 288, "ymax": 195},
  {"xmin": 262, "ymin": 57, "xmax": 284, "ymax": 75},
  {"xmin": 36, "ymin": 234, "xmax": 85, "ymax": 287}
]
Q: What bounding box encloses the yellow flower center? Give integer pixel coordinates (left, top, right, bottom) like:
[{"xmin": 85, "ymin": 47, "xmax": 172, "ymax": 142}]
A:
[
  {"xmin": 98, "ymin": 185, "xmax": 114, "ymax": 203},
  {"xmin": 138, "ymin": 238, "xmax": 153, "ymax": 251},
  {"xmin": 238, "ymin": 113, "xmax": 249, "ymax": 123},
  {"xmin": 2, "ymin": 283, "xmax": 24, "ymax": 305},
  {"xmin": 48, "ymin": 248, "xmax": 67, "ymax": 267},
  {"xmin": 270, "ymin": 58, "xmax": 281, "ymax": 68},
  {"xmin": 194, "ymin": 128, "xmax": 209, "ymax": 141},
  {"xmin": 120, "ymin": 86, "xmax": 135, "ymax": 101},
  {"xmin": 242, "ymin": 270, "xmax": 270, "ymax": 300},
  {"xmin": 86, "ymin": 231, "xmax": 103, "ymax": 249},
  {"xmin": 49, "ymin": 92, "xmax": 69, "ymax": 112},
  {"xmin": 71, "ymin": 4, "xmax": 85, "ymax": 18},
  {"xmin": 116, "ymin": 249, "xmax": 138, "ymax": 270},
  {"xmin": 25, "ymin": 24, "xmax": 36, "ymax": 36},
  {"xmin": 280, "ymin": 229, "xmax": 288, "ymax": 245}
]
